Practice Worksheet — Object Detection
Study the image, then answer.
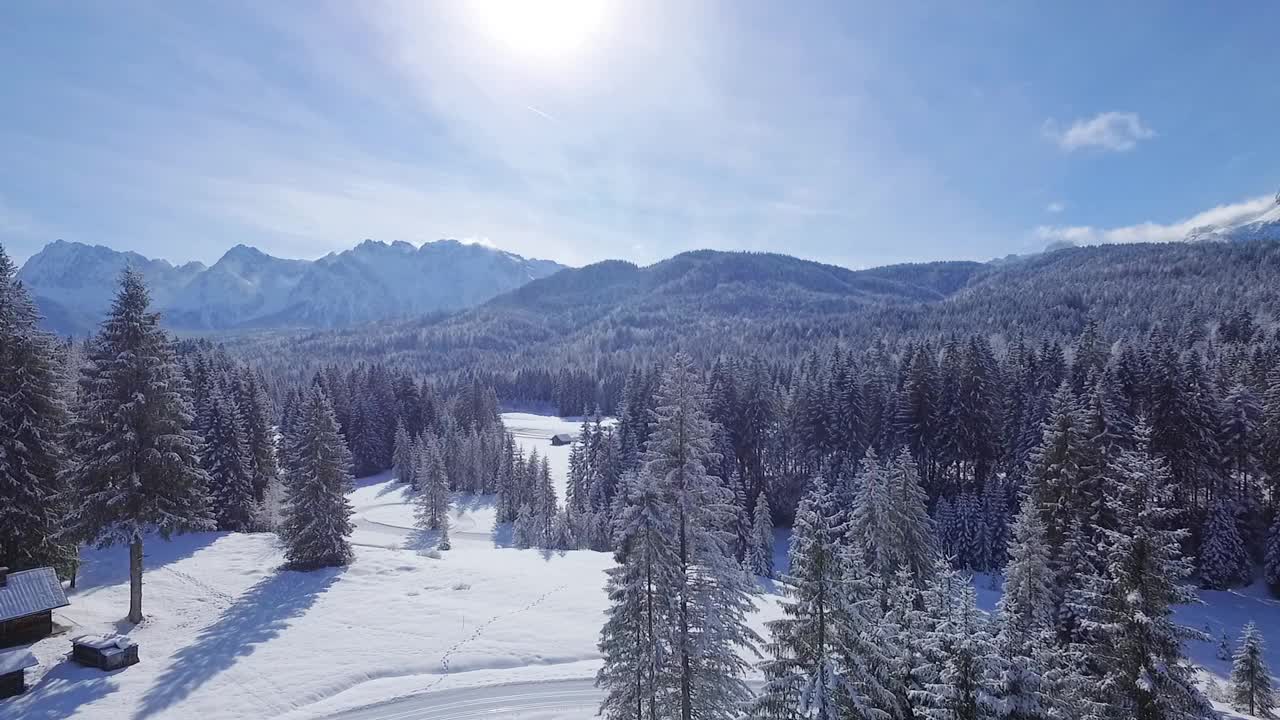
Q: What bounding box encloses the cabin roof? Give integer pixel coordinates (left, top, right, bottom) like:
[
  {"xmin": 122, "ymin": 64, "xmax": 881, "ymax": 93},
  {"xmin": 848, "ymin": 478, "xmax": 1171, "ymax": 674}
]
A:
[
  {"xmin": 0, "ymin": 648, "xmax": 38, "ymax": 675},
  {"xmin": 551, "ymin": 433, "xmax": 573, "ymax": 442},
  {"xmin": 0, "ymin": 567, "xmax": 69, "ymax": 623}
]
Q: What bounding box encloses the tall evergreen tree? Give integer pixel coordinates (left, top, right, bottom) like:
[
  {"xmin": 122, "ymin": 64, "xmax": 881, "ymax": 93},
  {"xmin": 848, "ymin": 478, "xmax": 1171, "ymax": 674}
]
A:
[
  {"xmin": 202, "ymin": 386, "xmax": 258, "ymax": 532},
  {"xmin": 598, "ymin": 472, "xmax": 680, "ymax": 720},
  {"xmin": 750, "ymin": 491, "xmax": 775, "ymax": 578},
  {"xmin": 392, "ymin": 422, "xmax": 415, "ymax": 486},
  {"xmin": 1198, "ymin": 499, "xmax": 1251, "ymax": 589},
  {"xmin": 994, "ymin": 500, "xmax": 1058, "ymax": 720},
  {"xmin": 1074, "ymin": 421, "xmax": 1213, "ymax": 720},
  {"xmin": 642, "ymin": 353, "xmax": 760, "ymax": 720},
  {"xmin": 280, "ymin": 385, "xmax": 354, "ymax": 570},
  {"xmin": 754, "ymin": 478, "xmax": 896, "ymax": 720},
  {"xmin": 64, "ymin": 269, "xmax": 213, "ymax": 622},
  {"xmin": 1229, "ymin": 622, "xmax": 1276, "ymax": 718},
  {"xmin": 0, "ymin": 244, "xmax": 72, "ymax": 573},
  {"xmin": 916, "ymin": 575, "xmax": 1000, "ymax": 720},
  {"xmin": 237, "ymin": 370, "xmax": 280, "ymax": 508},
  {"xmin": 416, "ymin": 435, "xmax": 450, "ymax": 531}
]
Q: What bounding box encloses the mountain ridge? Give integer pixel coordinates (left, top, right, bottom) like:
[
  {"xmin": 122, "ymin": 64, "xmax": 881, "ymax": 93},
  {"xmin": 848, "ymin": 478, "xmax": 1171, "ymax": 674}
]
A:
[{"xmin": 17, "ymin": 238, "xmax": 566, "ymax": 335}]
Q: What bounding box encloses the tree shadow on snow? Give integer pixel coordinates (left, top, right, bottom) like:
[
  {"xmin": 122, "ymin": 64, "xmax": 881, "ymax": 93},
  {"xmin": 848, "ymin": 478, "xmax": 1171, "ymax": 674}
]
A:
[
  {"xmin": 405, "ymin": 526, "xmax": 445, "ymax": 554},
  {"xmin": 73, "ymin": 532, "xmax": 224, "ymax": 591},
  {"xmin": 132, "ymin": 567, "xmax": 342, "ymax": 720},
  {"xmin": 8, "ymin": 657, "xmax": 120, "ymax": 720},
  {"xmin": 491, "ymin": 522, "xmax": 514, "ymax": 548}
]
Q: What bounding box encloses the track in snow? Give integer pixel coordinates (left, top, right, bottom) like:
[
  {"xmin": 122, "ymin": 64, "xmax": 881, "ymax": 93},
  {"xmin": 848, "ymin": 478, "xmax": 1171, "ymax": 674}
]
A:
[{"xmin": 323, "ymin": 679, "xmax": 600, "ymax": 720}]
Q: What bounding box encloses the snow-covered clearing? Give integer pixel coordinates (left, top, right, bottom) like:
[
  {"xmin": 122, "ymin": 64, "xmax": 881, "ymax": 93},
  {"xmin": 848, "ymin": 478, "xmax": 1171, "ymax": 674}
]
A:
[
  {"xmin": 4, "ymin": 414, "xmax": 751, "ymax": 720},
  {"xmin": 3, "ymin": 412, "xmax": 1275, "ymax": 718}
]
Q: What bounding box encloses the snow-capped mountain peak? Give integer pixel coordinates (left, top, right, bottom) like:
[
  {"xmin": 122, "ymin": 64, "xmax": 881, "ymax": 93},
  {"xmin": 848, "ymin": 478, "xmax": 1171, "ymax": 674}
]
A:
[{"xmin": 17, "ymin": 239, "xmax": 566, "ymax": 335}]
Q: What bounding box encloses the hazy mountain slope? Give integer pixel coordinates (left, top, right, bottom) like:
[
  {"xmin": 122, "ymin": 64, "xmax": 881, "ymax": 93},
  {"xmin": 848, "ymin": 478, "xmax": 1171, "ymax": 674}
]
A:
[
  {"xmin": 226, "ymin": 239, "xmax": 1280, "ymax": 384},
  {"xmin": 17, "ymin": 239, "xmax": 565, "ymax": 334}
]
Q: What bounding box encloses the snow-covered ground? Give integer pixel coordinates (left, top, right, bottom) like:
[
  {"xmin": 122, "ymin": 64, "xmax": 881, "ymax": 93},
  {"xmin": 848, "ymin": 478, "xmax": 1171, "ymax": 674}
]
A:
[
  {"xmin": 3, "ymin": 412, "xmax": 1275, "ymax": 718},
  {"xmin": 3, "ymin": 413, "xmax": 746, "ymax": 720}
]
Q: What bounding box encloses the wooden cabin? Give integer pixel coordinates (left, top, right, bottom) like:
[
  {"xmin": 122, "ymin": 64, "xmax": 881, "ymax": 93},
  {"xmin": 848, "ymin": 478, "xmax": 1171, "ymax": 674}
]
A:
[
  {"xmin": 0, "ymin": 648, "xmax": 38, "ymax": 699},
  {"xmin": 550, "ymin": 433, "xmax": 574, "ymax": 446},
  {"xmin": 72, "ymin": 635, "xmax": 139, "ymax": 671},
  {"xmin": 0, "ymin": 567, "xmax": 69, "ymax": 649}
]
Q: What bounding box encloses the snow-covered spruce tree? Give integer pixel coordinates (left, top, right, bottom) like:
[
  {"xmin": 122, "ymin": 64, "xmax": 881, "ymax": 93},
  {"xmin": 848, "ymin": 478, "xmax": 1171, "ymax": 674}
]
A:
[
  {"xmin": 598, "ymin": 472, "xmax": 681, "ymax": 720},
  {"xmin": 1198, "ymin": 499, "xmax": 1251, "ymax": 589},
  {"xmin": 280, "ymin": 384, "xmax": 354, "ymax": 570},
  {"xmin": 750, "ymin": 491, "xmax": 774, "ymax": 578},
  {"xmin": 513, "ymin": 503, "xmax": 536, "ymax": 549},
  {"xmin": 1074, "ymin": 420, "xmax": 1213, "ymax": 720},
  {"xmin": 0, "ymin": 244, "xmax": 73, "ymax": 573},
  {"xmin": 1230, "ymin": 622, "xmax": 1276, "ymax": 718},
  {"xmin": 534, "ymin": 453, "xmax": 557, "ymax": 548},
  {"xmin": 415, "ymin": 434, "xmax": 450, "ymax": 531},
  {"xmin": 642, "ymin": 353, "xmax": 760, "ymax": 720},
  {"xmin": 64, "ymin": 269, "xmax": 213, "ymax": 623},
  {"xmin": 236, "ymin": 370, "xmax": 280, "ymax": 524},
  {"xmin": 754, "ymin": 478, "xmax": 896, "ymax": 720},
  {"xmin": 552, "ymin": 507, "xmax": 576, "ymax": 551},
  {"xmin": 915, "ymin": 579, "xmax": 1000, "ymax": 720},
  {"xmin": 203, "ymin": 385, "xmax": 259, "ymax": 532},
  {"xmin": 993, "ymin": 499, "xmax": 1059, "ymax": 720},
  {"xmin": 1262, "ymin": 369, "xmax": 1280, "ymax": 517},
  {"xmin": 1267, "ymin": 515, "xmax": 1280, "ymax": 596},
  {"xmin": 392, "ymin": 421, "xmax": 415, "ymax": 486}
]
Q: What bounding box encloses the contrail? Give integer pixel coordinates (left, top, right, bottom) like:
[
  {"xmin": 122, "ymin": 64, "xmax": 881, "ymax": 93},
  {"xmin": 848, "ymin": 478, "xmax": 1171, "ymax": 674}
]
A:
[{"xmin": 525, "ymin": 105, "xmax": 556, "ymax": 122}]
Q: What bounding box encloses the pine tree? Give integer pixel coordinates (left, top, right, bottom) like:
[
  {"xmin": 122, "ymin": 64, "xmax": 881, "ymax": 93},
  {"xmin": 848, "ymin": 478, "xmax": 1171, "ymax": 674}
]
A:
[
  {"xmin": 64, "ymin": 269, "xmax": 213, "ymax": 622},
  {"xmin": 994, "ymin": 499, "xmax": 1058, "ymax": 720},
  {"xmin": 1267, "ymin": 515, "xmax": 1280, "ymax": 596},
  {"xmin": 512, "ymin": 503, "xmax": 536, "ymax": 549},
  {"xmin": 416, "ymin": 435, "xmax": 450, "ymax": 531},
  {"xmin": 916, "ymin": 574, "xmax": 1000, "ymax": 720},
  {"xmin": 642, "ymin": 353, "xmax": 760, "ymax": 720},
  {"xmin": 238, "ymin": 370, "xmax": 280, "ymax": 515},
  {"xmin": 0, "ymin": 244, "xmax": 73, "ymax": 573},
  {"xmin": 750, "ymin": 491, "xmax": 774, "ymax": 578},
  {"xmin": 597, "ymin": 472, "xmax": 680, "ymax": 720},
  {"xmin": 393, "ymin": 421, "xmax": 415, "ymax": 486},
  {"xmin": 280, "ymin": 385, "xmax": 354, "ymax": 570},
  {"xmin": 203, "ymin": 386, "xmax": 258, "ymax": 532},
  {"xmin": 1230, "ymin": 622, "xmax": 1276, "ymax": 718},
  {"xmin": 754, "ymin": 478, "xmax": 896, "ymax": 720},
  {"xmin": 1075, "ymin": 421, "xmax": 1213, "ymax": 720},
  {"xmin": 1198, "ymin": 499, "xmax": 1251, "ymax": 589}
]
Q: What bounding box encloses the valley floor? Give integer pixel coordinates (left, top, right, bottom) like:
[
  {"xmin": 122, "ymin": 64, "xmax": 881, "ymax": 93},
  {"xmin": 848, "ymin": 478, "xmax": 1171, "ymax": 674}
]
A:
[{"xmin": 3, "ymin": 413, "xmax": 1274, "ymax": 719}]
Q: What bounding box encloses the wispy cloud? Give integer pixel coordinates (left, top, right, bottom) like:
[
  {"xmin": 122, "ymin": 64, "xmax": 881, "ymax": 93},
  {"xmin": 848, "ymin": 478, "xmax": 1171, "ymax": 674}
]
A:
[
  {"xmin": 1045, "ymin": 201, "xmax": 1065, "ymax": 213},
  {"xmin": 1034, "ymin": 193, "xmax": 1276, "ymax": 245},
  {"xmin": 1044, "ymin": 111, "xmax": 1154, "ymax": 152}
]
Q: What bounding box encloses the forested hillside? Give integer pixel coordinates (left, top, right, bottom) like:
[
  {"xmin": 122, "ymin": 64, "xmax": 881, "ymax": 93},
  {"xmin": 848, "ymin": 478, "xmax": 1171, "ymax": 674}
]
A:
[{"xmin": 229, "ymin": 239, "xmax": 1280, "ymax": 413}]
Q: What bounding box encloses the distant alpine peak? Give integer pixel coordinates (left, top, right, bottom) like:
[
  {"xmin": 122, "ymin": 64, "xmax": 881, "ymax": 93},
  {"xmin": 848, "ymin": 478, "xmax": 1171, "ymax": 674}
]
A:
[
  {"xmin": 17, "ymin": 238, "xmax": 566, "ymax": 335},
  {"xmin": 1184, "ymin": 196, "xmax": 1280, "ymax": 244}
]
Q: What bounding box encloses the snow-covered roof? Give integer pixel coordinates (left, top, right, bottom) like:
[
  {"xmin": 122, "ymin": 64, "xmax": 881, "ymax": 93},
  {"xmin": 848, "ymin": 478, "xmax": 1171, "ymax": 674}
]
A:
[
  {"xmin": 73, "ymin": 634, "xmax": 137, "ymax": 655},
  {"xmin": 0, "ymin": 567, "xmax": 69, "ymax": 622},
  {"xmin": 0, "ymin": 648, "xmax": 38, "ymax": 675}
]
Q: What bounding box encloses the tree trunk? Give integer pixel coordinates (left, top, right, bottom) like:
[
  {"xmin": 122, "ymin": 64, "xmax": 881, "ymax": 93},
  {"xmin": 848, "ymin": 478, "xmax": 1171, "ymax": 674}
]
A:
[{"xmin": 128, "ymin": 538, "xmax": 144, "ymax": 624}]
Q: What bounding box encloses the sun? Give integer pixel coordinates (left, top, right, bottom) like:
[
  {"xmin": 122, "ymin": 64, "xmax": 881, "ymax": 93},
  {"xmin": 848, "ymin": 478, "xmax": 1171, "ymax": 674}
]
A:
[{"xmin": 466, "ymin": 0, "xmax": 609, "ymax": 61}]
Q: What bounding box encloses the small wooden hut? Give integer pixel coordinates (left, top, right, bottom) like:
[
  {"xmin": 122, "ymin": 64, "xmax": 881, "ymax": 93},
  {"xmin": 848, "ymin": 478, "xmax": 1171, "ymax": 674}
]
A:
[
  {"xmin": 0, "ymin": 567, "xmax": 69, "ymax": 649},
  {"xmin": 550, "ymin": 433, "xmax": 574, "ymax": 446}
]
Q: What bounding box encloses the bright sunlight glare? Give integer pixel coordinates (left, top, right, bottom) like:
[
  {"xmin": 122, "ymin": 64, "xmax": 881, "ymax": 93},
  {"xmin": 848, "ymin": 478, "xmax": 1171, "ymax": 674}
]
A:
[{"xmin": 466, "ymin": 0, "xmax": 609, "ymax": 61}]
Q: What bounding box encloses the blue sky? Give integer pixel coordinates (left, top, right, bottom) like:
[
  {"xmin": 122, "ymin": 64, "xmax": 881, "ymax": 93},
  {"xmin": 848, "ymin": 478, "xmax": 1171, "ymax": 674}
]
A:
[{"xmin": 2, "ymin": 1, "xmax": 1278, "ymax": 270}]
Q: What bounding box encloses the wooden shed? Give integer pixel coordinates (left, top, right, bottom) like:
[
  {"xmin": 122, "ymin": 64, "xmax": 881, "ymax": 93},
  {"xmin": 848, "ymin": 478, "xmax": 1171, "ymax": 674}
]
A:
[
  {"xmin": 550, "ymin": 433, "xmax": 574, "ymax": 446},
  {"xmin": 0, "ymin": 648, "xmax": 38, "ymax": 699},
  {"xmin": 0, "ymin": 567, "xmax": 69, "ymax": 649},
  {"xmin": 72, "ymin": 635, "xmax": 139, "ymax": 671}
]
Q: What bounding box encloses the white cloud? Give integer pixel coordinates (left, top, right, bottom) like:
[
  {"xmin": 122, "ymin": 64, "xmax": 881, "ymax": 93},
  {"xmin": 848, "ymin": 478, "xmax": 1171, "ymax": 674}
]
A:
[
  {"xmin": 1044, "ymin": 111, "xmax": 1154, "ymax": 152},
  {"xmin": 1033, "ymin": 193, "xmax": 1276, "ymax": 245},
  {"xmin": 1045, "ymin": 201, "xmax": 1065, "ymax": 213}
]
